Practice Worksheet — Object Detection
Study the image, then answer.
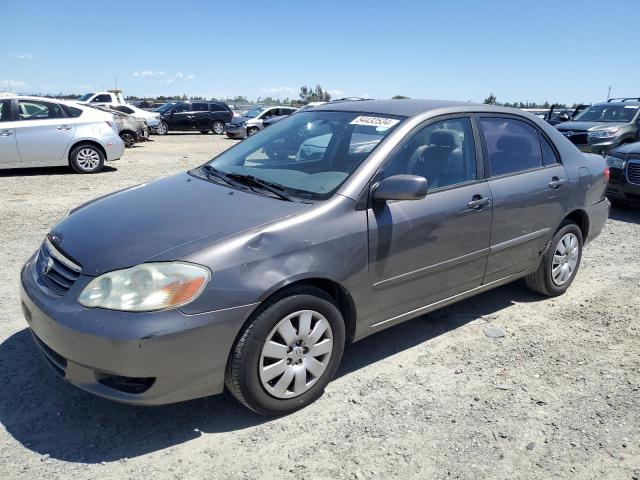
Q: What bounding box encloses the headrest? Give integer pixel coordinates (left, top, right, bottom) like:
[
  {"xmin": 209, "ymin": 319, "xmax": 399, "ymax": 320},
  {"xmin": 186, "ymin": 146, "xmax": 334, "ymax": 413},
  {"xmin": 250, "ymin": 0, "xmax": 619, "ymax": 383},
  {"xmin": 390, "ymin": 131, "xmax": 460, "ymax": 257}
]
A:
[
  {"xmin": 429, "ymin": 129, "xmax": 458, "ymax": 148},
  {"xmin": 496, "ymin": 134, "xmax": 532, "ymax": 155}
]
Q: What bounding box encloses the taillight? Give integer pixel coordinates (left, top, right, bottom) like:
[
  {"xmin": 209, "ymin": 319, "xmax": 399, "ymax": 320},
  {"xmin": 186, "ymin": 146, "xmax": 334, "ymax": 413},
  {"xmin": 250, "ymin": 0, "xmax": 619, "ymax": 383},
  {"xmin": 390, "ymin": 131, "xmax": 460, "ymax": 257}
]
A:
[{"xmin": 604, "ymin": 166, "xmax": 610, "ymax": 182}]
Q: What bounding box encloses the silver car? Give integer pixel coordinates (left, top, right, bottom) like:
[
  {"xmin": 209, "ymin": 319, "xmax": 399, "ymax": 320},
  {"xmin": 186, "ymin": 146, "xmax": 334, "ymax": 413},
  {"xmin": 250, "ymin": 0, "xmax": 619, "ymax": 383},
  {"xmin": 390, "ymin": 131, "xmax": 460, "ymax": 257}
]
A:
[{"xmin": 0, "ymin": 96, "xmax": 125, "ymax": 173}]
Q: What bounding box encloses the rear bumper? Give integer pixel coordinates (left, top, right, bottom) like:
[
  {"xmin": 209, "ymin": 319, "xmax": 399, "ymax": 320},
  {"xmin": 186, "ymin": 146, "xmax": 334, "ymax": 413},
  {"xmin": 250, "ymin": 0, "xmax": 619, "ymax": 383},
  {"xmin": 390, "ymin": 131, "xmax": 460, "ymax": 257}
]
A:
[
  {"xmin": 20, "ymin": 255, "xmax": 257, "ymax": 405},
  {"xmin": 585, "ymin": 198, "xmax": 610, "ymax": 243},
  {"xmin": 102, "ymin": 133, "xmax": 125, "ymax": 161}
]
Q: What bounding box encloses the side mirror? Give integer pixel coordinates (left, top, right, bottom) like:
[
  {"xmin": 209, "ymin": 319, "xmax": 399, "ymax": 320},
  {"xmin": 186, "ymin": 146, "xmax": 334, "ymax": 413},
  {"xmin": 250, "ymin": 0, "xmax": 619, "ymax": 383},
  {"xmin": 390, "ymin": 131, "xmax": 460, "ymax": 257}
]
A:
[{"xmin": 372, "ymin": 174, "xmax": 428, "ymax": 203}]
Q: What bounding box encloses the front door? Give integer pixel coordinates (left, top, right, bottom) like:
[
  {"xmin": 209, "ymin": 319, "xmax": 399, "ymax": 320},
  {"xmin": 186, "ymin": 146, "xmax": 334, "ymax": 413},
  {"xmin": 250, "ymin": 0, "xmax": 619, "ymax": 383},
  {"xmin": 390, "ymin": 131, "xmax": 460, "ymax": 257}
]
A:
[
  {"xmin": 14, "ymin": 99, "xmax": 75, "ymax": 164},
  {"xmin": 0, "ymin": 99, "xmax": 20, "ymax": 166},
  {"xmin": 169, "ymin": 103, "xmax": 191, "ymax": 130},
  {"xmin": 366, "ymin": 116, "xmax": 493, "ymax": 326},
  {"xmin": 478, "ymin": 115, "xmax": 569, "ymax": 283}
]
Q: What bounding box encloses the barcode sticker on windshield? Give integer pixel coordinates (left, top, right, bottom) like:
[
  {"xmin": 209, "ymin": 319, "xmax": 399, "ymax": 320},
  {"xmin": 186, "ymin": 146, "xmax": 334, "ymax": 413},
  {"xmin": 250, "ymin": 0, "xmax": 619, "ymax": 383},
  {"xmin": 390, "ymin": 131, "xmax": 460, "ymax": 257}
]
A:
[
  {"xmin": 624, "ymin": 105, "xmax": 639, "ymax": 109},
  {"xmin": 350, "ymin": 116, "xmax": 400, "ymax": 129}
]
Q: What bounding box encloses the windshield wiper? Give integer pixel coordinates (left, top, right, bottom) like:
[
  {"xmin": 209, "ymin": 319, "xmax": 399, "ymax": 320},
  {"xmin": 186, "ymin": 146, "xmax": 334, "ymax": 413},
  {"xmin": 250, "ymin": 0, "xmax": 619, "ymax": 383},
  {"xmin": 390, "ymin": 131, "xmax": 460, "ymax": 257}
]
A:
[
  {"xmin": 201, "ymin": 165, "xmax": 238, "ymax": 188},
  {"xmin": 225, "ymin": 173, "xmax": 294, "ymax": 201}
]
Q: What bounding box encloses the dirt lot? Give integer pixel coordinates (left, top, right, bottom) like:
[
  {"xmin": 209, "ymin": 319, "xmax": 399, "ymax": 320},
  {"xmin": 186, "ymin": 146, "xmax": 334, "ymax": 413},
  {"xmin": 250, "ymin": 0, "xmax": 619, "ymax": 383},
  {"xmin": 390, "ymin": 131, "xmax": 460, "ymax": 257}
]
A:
[{"xmin": 0, "ymin": 133, "xmax": 639, "ymax": 480}]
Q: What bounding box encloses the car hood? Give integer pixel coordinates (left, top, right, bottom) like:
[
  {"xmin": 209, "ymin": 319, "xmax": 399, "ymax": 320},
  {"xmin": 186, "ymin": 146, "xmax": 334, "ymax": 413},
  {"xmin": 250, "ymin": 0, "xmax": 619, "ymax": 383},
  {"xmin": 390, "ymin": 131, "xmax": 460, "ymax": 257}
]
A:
[
  {"xmin": 229, "ymin": 116, "xmax": 251, "ymax": 125},
  {"xmin": 556, "ymin": 121, "xmax": 628, "ymax": 132},
  {"xmin": 612, "ymin": 141, "xmax": 640, "ymax": 155},
  {"xmin": 49, "ymin": 172, "xmax": 310, "ymax": 276}
]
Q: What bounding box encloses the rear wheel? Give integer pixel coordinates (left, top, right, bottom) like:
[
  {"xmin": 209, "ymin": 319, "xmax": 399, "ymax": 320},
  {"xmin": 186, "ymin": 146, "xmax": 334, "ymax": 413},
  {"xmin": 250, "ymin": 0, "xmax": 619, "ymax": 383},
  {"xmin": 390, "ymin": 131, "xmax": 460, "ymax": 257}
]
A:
[
  {"xmin": 525, "ymin": 221, "xmax": 583, "ymax": 296},
  {"xmin": 225, "ymin": 286, "xmax": 345, "ymax": 416},
  {"xmin": 156, "ymin": 121, "xmax": 169, "ymax": 135},
  {"xmin": 69, "ymin": 144, "xmax": 105, "ymax": 174},
  {"xmin": 212, "ymin": 121, "xmax": 225, "ymax": 135},
  {"xmin": 120, "ymin": 132, "xmax": 136, "ymax": 148}
]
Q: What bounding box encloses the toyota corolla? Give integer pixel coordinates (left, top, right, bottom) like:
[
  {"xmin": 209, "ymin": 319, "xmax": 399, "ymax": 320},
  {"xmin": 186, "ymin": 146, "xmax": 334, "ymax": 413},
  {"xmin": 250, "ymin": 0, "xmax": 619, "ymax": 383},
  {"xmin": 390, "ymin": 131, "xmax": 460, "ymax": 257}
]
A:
[{"xmin": 21, "ymin": 100, "xmax": 609, "ymax": 415}]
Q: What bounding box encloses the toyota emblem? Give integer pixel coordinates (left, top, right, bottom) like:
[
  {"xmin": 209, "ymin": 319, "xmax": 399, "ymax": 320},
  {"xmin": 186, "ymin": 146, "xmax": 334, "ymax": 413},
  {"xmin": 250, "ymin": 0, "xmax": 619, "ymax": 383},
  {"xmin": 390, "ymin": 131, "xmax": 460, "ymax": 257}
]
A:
[
  {"xmin": 563, "ymin": 131, "xmax": 574, "ymax": 137},
  {"xmin": 42, "ymin": 257, "xmax": 54, "ymax": 275}
]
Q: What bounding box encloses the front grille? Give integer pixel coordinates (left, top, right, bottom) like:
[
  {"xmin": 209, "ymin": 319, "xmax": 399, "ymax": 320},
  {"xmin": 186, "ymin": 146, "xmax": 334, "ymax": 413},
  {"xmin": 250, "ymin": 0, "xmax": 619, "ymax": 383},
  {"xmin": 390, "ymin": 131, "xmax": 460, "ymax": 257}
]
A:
[
  {"xmin": 562, "ymin": 131, "xmax": 588, "ymax": 146},
  {"xmin": 627, "ymin": 161, "xmax": 640, "ymax": 185},
  {"xmin": 36, "ymin": 237, "xmax": 81, "ymax": 295}
]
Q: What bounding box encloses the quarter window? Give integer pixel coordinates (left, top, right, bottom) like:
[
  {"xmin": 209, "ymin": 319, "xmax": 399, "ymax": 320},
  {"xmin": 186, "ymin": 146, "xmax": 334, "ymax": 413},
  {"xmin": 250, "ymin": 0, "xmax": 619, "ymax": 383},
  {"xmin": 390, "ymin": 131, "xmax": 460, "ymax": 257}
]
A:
[
  {"xmin": 0, "ymin": 100, "xmax": 12, "ymax": 122},
  {"xmin": 480, "ymin": 117, "xmax": 543, "ymax": 176},
  {"xmin": 17, "ymin": 100, "xmax": 65, "ymax": 120},
  {"xmin": 381, "ymin": 117, "xmax": 477, "ymax": 189}
]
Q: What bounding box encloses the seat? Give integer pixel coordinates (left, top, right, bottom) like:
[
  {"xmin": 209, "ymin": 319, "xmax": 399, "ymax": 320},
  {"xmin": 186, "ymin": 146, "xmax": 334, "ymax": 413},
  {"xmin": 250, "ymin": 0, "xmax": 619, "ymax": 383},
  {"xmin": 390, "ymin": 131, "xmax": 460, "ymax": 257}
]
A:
[
  {"xmin": 408, "ymin": 129, "xmax": 459, "ymax": 188},
  {"xmin": 490, "ymin": 134, "xmax": 537, "ymax": 176}
]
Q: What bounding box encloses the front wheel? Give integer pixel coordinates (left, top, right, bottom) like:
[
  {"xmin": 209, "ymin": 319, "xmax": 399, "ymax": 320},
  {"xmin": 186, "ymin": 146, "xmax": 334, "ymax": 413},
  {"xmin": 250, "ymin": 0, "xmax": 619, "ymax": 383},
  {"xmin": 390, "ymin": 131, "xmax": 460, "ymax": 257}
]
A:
[
  {"xmin": 525, "ymin": 221, "xmax": 583, "ymax": 296},
  {"xmin": 156, "ymin": 121, "xmax": 169, "ymax": 135},
  {"xmin": 247, "ymin": 127, "xmax": 259, "ymax": 136},
  {"xmin": 212, "ymin": 121, "xmax": 225, "ymax": 135},
  {"xmin": 225, "ymin": 286, "xmax": 345, "ymax": 416}
]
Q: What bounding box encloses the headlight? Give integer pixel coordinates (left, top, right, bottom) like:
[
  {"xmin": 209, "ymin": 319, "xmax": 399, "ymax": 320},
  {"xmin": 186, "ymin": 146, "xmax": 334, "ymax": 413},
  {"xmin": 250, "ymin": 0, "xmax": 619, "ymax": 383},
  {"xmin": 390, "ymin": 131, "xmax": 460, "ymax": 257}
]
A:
[
  {"xmin": 588, "ymin": 127, "xmax": 620, "ymax": 138},
  {"xmin": 606, "ymin": 156, "xmax": 626, "ymax": 169},
  {"xmin": 78, "ymin": 262, "xmax": 210, "ymax": 312}
]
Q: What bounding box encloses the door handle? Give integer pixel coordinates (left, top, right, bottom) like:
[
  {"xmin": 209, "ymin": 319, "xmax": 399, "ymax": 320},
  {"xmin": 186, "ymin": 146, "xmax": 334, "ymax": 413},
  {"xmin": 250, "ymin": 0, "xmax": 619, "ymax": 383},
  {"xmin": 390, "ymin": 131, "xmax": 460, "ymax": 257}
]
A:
[
  {"xmin": 186, "ymin": 115, "xmax": 194, "ymax": 119},
  {"xmin": 548, "ymin": 176, "xmax": 567, "ymax": 189},
  {"xmin": 57, "ymin": 126, "xmax": 72, "ymax": 131},
  {"xmin": 467, "ymin": 195, "xmax": 491, "ymax": 210},
  {"xmin": 0, "ymin": 130, "xmax": 13, "ymax": 136}
]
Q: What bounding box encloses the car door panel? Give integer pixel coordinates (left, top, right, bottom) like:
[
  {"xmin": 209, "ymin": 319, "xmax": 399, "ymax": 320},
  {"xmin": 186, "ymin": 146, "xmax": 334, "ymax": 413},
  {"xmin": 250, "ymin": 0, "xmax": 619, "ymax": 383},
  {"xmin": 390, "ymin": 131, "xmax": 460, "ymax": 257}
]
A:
[
  {"xmin": 484, "ymin": 165, "xmax": 568, "ymax": 282},
  {"xmin": 0, "ymin": 122, "xmax": 20, "ymax": 166},
  {"xmin": 15, "ymin": 120, "xmax": 76, "ymax": 163},
  {"xmin": 366, "ymin": 182, "xmax": 493, "ymax": 326}
]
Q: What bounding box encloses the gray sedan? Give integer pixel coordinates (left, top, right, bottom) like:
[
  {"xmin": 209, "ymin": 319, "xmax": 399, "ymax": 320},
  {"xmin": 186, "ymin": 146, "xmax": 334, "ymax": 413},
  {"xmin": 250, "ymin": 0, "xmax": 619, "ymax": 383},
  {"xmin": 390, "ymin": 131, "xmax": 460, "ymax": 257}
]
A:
[{"xmin": 21, "ymin": 100, "xmax": 609, "ymax": 415}]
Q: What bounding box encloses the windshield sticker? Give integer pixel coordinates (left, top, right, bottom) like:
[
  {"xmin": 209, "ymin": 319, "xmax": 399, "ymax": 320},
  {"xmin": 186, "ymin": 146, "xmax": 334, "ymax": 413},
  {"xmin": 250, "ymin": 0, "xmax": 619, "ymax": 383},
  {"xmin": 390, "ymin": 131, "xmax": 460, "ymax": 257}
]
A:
[
  {"xmin": 624, "ymin": 105, "xmax": 639, "ymax": 109},
  {"xmin": 350, "ymin": 116, "xmax": 400, "ymax": 129}
]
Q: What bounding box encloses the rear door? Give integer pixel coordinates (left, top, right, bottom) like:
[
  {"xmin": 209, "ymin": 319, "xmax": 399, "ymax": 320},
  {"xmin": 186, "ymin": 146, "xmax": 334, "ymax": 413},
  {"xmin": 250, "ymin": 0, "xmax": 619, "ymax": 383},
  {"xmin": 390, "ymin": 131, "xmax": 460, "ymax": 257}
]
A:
[
  {"xmin": 191, "ymin": 102, "xmax": 211, "ymax": 130},
  {"xmin": 366, "ymin": 116, "xmax": 493, "ymax": 326},
  {"xmin": 14, "ymin": 99, "xmax": 76, "ymax": 164},
  {"xmin": 478, "ymin": 115, "xmax": 569, "ymax": 283},
  {"xmin": 211, "ymin": 102, "xmax": 232, "ymax": 123}
]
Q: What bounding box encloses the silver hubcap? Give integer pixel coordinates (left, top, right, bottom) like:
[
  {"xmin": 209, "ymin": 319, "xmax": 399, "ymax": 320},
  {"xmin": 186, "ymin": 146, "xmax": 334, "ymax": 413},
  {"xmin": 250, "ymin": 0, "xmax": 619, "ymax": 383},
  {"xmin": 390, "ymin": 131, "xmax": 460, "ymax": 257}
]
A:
[
  {"xmin": 552, "ymin": 232, "xmax": 579, "ymax": 286},
  {"xmin": 76, "ymin": 148, "xmax": 100, "ymax": 170},
  {"xmin": 213, "ymin": 122, "xmax": 224, "ymax": 134},
  {"xmin": 259, "ymin": 310, "xmax": 333, "ymax": 399},
  {"xmin": 158, "ymin": 123, "xmax": 167, "ymax": 134}
]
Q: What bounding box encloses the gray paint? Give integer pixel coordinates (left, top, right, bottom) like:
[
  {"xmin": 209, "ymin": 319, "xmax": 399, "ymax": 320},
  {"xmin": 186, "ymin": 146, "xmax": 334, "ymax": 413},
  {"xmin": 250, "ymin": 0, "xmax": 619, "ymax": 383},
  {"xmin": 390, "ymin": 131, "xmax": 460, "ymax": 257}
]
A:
[{"xmin": 21, "ymin": 100, "xmax": 610, "ymax": 405}]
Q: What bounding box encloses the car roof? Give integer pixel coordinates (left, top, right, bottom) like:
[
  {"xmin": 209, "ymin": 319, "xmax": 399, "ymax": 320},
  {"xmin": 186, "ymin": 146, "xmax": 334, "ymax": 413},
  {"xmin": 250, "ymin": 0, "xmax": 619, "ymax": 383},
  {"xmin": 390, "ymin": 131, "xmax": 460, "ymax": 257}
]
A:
[
  {"xmin": 594, "ymin": 101, "xmax": 640, "ymax": 107},
  {"xmin": 313, "ymin": 99, "xmax": 482, "ymax": 117}
]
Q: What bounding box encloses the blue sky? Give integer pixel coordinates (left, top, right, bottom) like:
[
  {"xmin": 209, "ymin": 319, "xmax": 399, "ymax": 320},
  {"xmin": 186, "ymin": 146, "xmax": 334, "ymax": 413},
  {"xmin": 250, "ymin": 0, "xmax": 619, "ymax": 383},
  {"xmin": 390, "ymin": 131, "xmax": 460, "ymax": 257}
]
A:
[{"xmin": 2, "ymin": 0, "xmax": 639, "ymax": 104}]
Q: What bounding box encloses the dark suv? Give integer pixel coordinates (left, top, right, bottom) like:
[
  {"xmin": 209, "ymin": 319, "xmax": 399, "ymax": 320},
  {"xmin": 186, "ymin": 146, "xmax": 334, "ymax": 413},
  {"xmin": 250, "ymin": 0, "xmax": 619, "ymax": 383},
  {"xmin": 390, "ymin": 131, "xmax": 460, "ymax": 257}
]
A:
[
  {"xmin": 605, "ymin": 141, "xmax": 640, "ymax": 206},
  {"xmin": 154, "ymin": 101, "xmax": 233, "ymax": 135},
  {"xmin": 555, "ymin": 98, "xmax": 640, "ymax": 154}
]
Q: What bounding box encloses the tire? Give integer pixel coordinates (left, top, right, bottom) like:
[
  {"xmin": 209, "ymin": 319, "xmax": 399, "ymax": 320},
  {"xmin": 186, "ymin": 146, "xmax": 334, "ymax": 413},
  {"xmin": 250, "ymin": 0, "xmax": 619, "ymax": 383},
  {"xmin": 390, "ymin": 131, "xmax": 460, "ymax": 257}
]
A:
[
  {"xmin": 120, "ymin": 132, "xmax": 136, "ymax": 148},
  {"xmin": 225, "ymin": 286, "xmax": 345, "ymax": 416},
  {"xmin": 212, "ymin": 121, "xmax": 225, "ymax": 135},
  {"xmin": 69, "ymin": 144, "xmax": 105, "ymax": 174},
  {"xmin": 247, "ymin": 127, "xmax": 259, "ymax": 136},
  {"xmin": 525, "ymin": 221, "xmax": 583, "ymax": 297},
  {"xmin": 156, "ymin": 121, "xmax": 169, "ymax": 135}
]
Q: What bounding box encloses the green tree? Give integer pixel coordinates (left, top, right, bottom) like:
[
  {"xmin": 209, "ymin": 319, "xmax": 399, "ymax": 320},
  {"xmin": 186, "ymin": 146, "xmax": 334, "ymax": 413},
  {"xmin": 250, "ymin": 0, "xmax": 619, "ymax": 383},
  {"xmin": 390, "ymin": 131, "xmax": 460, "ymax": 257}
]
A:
[
  {"xmin": 391, "ymin": 95, "xmax": 410, "ymax": 99},
  {"xmin": 299, "ymin": 84, "xmax": 332, "ymax": 103},
  {"xmin": 483, "ymin": 93, "xmax": 497, "ymax": 105}
]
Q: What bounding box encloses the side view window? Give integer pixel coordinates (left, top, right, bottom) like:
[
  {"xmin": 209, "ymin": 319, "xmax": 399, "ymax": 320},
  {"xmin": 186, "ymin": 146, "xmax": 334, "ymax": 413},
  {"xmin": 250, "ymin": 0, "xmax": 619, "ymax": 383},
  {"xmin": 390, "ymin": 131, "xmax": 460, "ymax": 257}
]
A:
[
  {"xmin": 92, "ymin": 94, "xmax": 112, "ymax": 103},
  {"xmin": 541, "ymin": 134, "xmax": 558, "ymax": 166},
  {"xmin": 173, "ymin": 103, "xmax": 189, "ymax": 113},
  {"xmin": 17, "ymin": 100, "xmax": 65, "ymax": 120},
  {"xmin": 381, "ymin": 117, "xmax": 477, "ymax": 189},
  {"xmin": 0, "ymin": 100, "xmax": 12, "ymax": 122},
  {"xmin": 114, "ymin": 105, "xmax": 135, "ymax": 115},
  {"xmin": 192, "ymin": 103, "xmax": 209, "ymax": 111},
  {"xmin": 480, "ymin": 117, "xmax": 543, "ymax": 176}
]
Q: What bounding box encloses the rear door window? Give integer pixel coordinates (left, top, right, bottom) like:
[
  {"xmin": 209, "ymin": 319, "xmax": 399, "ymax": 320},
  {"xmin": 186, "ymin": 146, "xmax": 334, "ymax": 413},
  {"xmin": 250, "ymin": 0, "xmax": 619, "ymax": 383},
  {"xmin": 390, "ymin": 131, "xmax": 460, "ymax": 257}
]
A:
[
  {"xmin": 0, "ymin": 100, "xmax": 13, "ymax": 122},
  {"xmin": 17, "ymin": 100, "xmax": 65, "ymax": 120},
  {"xmin": 192, "ymin": 103, "xmax": 209, "ymax": 111},
  {"xmin": 541, "ymin": 135, "xmax": 559, "ymax": 166},
  {"xmin": 480, "ymin": 117, "xmax": 543, "ymax": 176}
]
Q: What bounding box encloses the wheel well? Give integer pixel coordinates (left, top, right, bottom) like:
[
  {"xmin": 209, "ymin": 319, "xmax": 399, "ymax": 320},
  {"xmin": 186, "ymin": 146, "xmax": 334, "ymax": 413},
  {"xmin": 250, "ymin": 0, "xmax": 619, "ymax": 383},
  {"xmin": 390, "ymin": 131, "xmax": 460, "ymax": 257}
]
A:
[
  {"xmin": 68, "ymin": 140, "xmax": 106, "ymax": 163},
  {"xmin": 564, "ymin": 209, "xmax": 589, "ymax": 240},
  {"xmin": 120, "ymin": 130, "xmax": 135, "ymax": 137},
  {"xmin": 259, "ymin": 278, "xmax": 357, "ymax": 344}
]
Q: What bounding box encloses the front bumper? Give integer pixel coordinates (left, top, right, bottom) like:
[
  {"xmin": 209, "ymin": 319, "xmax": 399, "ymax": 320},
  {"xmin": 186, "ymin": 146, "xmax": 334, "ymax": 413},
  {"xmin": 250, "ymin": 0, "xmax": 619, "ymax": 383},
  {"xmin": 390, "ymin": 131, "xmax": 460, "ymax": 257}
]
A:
[
  {"xmin": 224, "ymin": 124, "xmax": 247, "ymax": 138},
  {"xmin": 606, "ymin": 179, "xmax": 640, "ymax": 205},
  {"xmin": 20, "ymin": 255, "xmax": 256, "ymax": 405}
]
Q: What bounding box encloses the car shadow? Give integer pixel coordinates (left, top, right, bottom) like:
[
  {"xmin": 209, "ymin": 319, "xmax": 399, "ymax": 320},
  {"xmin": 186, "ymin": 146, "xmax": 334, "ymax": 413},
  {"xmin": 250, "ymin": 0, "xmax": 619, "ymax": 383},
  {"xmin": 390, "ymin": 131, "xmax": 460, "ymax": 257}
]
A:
[
  {"xmin": 609, "ymin": 203, "xmax": 640, "ymax": 224},
  {"xmin": 0, "ymin": 281, "xmax": 540, "ymax": 463},
  {"xmin": 0, "ymin": 166, "xmax": 117, "ymax": 177}
]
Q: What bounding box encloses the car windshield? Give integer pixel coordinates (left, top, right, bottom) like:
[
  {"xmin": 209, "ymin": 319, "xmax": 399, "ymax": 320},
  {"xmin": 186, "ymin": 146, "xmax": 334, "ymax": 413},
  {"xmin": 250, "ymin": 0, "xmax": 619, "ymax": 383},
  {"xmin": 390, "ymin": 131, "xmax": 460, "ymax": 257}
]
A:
[
  {"xmin": 78, "ymin": 93, "xmax": 95, "ymax": 101},
  {"xmin": 201, "ymin": 110, "xmax": 404, "ymax": 200},
  {"xmin": 155, "ymin": 102, "xmax": 178, "ymax": 113},
  {"xmin": 244, "ymin": 107, "xmax": 267, "ymax": 118},
  {"xmin": 572, "ymin": 104, "xmax": 639, "ymax": 123}
]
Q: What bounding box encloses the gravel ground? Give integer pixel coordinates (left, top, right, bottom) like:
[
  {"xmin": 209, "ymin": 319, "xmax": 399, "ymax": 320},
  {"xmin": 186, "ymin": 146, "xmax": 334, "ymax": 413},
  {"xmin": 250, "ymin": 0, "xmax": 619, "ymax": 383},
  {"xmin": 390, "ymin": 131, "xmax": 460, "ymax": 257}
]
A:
[{"xmin": 0, "ymin": 133, "xmax": 639, "ymax": 480}]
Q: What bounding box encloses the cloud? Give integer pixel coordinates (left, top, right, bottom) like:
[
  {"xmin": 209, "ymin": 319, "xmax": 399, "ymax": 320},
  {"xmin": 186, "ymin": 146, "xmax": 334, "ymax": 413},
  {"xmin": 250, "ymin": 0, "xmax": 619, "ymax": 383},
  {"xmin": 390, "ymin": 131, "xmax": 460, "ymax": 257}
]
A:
[
  {"xmin": 174, "ymin": 72, "xmax": 184, "ymax": 79},
  {"xmin": 328, "ymin": 89, "xmax": 344, "ymax": 97},
  {"xmin": 262, "ymin": 86, "xmax": 296, "ymax": 98},
  {"xmin": 12, "ymin": 54, "xmax": 34, "ymax": 60},
  {"xmin": 0, "ymin": 79, "xmax": 28, "ymax": 91}
]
